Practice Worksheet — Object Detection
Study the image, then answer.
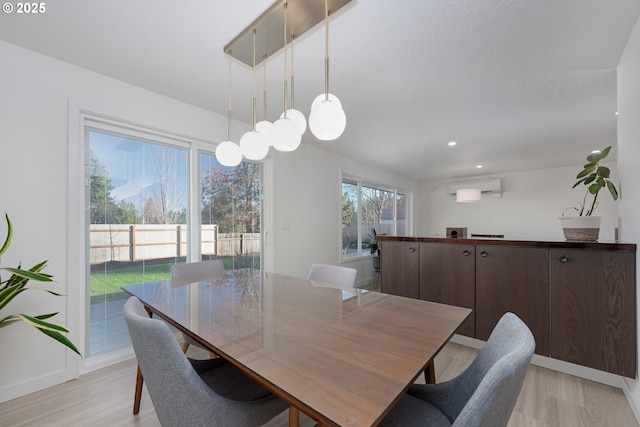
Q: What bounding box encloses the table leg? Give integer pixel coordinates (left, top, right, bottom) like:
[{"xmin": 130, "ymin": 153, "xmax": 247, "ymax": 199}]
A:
[
  {"xmin": 288, "ymin": 406, "xmax": 300, "ymax": 427},
  {"xmin": 424, "ymin": 360, "xmax": 436, "ymax": 384}
]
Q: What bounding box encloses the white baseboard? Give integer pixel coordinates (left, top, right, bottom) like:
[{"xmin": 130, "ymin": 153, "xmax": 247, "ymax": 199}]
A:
[{"xmin": 0, "ymin": 369, "xmax": 69, "ymax": 404}]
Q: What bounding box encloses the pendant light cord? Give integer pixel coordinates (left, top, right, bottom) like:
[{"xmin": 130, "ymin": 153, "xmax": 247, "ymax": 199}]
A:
[
  {"xmin": 324, "ymin": 0, "xmax": 329, "ymax": 101},
  {"xmin": 263, "ymin": 53, "xmax": 268, "ymax": 121},
  {"xmin": 227, "ymin": 50, "xmax": 232, "ymax": 141},
  {"xmin": 252, "ymin": 29, "xmax": 257, "ymax": 128},
  {"xmin": 283, "ymin": 2, "xmax": 289, "ymax": 118}
]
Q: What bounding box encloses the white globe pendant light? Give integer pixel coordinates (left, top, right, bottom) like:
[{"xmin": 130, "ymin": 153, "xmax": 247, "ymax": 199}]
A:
[
  {"xmin": 216, "ymin": 140, "xmax": 243, "ymax": 167},
  {"xmin": 271, "ymin": 117, "xmax": 301, "ymax": 151},
  {"xmin": 256, "ymin": 120, "xmax": 273, "ymax": 141},
  {"xmin": 309, "ymin": 98, "xmax": 346, "ymax": 141},
  {"xmin": 240, "ymin": 130, "xmax": 269, "ymax": 160},
  {"xmin": 280, "ymin": 108, "xmax": 306, "ymax": 134},
  {"xmin": 240, "ymin": 28, "xmax": 269, "ymax": 161},
  {"xmin": 311, "ymin": 92, "xmax": 342, "ymax": 110},
  {"xmin": 271, "ymin": 2, "xmax": 302, "ymax": 152},
  {"xmin": 310, "ymin": 0, "xmax": 346, "ymax": 141}
]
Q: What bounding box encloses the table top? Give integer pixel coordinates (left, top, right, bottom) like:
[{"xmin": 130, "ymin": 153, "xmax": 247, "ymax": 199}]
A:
[{"xmin": 123, "ymin": 269, "xmax": 471, "ymax": 426}]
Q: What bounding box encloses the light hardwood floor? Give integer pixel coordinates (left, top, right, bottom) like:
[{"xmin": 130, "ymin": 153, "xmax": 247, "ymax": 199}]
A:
[{"xmin": 1, "ymin": 342, "xmax": 637, "ymax": 427}]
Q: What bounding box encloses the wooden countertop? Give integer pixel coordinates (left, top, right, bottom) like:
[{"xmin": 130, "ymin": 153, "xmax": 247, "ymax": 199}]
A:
[{"xmin": 376, "ymin": 235, "xmax": 636, "ymax": 252}]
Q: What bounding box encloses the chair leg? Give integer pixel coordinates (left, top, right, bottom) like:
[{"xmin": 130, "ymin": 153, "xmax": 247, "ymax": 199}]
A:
[
  {"xmin": 133, "ymin": 366, "xmax": 144, "ymax": 414},
  {"xmin": 424, "ymin": 360, "xmax": 436, "ymax": 384},
  {"xmin": 182, "ymin": 341, "xmax": 190, "ymax": 353}
]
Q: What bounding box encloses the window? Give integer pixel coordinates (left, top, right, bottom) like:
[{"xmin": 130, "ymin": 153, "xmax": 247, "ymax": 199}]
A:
[
  {"xmin": 86, "ymin": 126, "xmax": 188, "ymax": 357},
  {"xmin": 199, "ymin": 152, "xmax": 263, "ymax": 269},
  {"xmin": 84, "ymin": 121, "xmax": 266, "ymax": 359},
  {"xmin": 341, "ymin": 176, "xmax": 407, "ymax": 258}
]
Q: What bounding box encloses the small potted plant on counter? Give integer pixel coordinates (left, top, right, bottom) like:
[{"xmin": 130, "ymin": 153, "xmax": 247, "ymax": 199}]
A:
[{"xmin": 560, "ymin": 146, "xmax": 618, "ymax": 241}]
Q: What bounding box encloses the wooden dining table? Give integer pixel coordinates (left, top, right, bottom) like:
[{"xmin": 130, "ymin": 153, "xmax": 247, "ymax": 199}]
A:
[{"xmin": 122, "ymin": 269, "xmax": 471, "ymax": 427}]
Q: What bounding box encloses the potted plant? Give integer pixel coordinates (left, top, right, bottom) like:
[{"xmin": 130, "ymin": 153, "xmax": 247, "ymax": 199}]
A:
[
  {"xmin": 560, "ymin": 146, "xmax": 619, "ymax": 241},
  {"xmin": 1, "ymin": 213, "xmax": 81, "ymax": 355},
  {"xmin": 365, "ymin": 231, "xmax": 381, "ymax": 269}
]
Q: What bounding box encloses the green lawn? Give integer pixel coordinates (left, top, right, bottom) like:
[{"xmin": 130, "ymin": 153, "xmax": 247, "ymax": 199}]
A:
[{"xmin": 90, "ymin": 257, "xmax": 261, "ymax": 296}]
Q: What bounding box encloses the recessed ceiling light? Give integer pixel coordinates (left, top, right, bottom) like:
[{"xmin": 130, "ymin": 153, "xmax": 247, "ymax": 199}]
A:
[
  {"xmin": 592, "ymin": 150, "xmax": 601, "ymax": 154},
  {"xmin": 615, "ymin": 111, "xmax": 619, "ymax": 115},
  {"xmin": 448, "ymin": 141, "xmax": 456, "ymax": 146},
  {"xmin": 476, "ymin": 165, "xmax": 483, "ymax": 169}
]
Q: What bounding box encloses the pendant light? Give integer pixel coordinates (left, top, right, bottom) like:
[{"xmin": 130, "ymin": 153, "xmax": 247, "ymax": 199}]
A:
[
  {"xmin": 240, "ymin": 29, "xmax": 269, "ymax": 160},
  {"xmin": 256, "ymin": 53, "xmax": 273, "ymax": 141},
  {"xmin": 216, "ymin": 51, "xmax": 243, "ymax": 167},
  {"xmin": 309, "ymin": 0, "xmax": 346, "ymax": 141},
  {"xmin": 270, "ymin": 1, "xmax": 302, "ymax": 152},
  {"xmin": 279, "ymin": 34, "xmax": 307, "ymax": 135}
]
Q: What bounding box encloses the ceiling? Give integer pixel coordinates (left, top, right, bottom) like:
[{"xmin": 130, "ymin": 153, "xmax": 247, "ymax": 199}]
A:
[{"xmin": 1, "ymin": 0, "xmax": 639, "ymax": 182}]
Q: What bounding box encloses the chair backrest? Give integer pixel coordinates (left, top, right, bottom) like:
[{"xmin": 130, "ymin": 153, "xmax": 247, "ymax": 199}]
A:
[
  {"xmin": 307, "ymin": 263, "xmax": 358, "ymax": 288},
  {"xmin": 170, "ymin": 260, "xmax": 224, "ymax": 286},
  {"xmin": 444, "ymin": 312, "xmax": 535, "ymax": 427},
  {"xmin": 123, "ymin": 297, "xmax": 285, "ymax": 426}
]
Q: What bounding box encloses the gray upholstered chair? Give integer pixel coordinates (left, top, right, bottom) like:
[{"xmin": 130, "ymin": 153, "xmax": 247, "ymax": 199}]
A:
[
  {"xmin": 170, "ymin": 260, "xmax": 225, "ymax": 353},
  {"xmin": 132, "ymin": 260, "xmax": 225, "ymax": 414},
  {"xmin": 307, "ymin": 263, "xmax": 358, "ymax": 288},
  {"xmin": 124, "ymin": 297, "xmax": 288, "ymax": 427},
  {"xmin": 380, "ymin": 312, "xmax": 535, "ymax": 427}
]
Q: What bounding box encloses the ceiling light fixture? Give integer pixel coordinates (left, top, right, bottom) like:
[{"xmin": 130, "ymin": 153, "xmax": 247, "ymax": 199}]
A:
[
  {"xmin": 223, "ymin": 0, "xmax": 352, "ymax": 149},
  {"xmin": 239, "ymin": 29, "xmax": 270, "ymax": 160},
  {"xmin": 271, "ymin": 2, "xmax": 302, "ymax": 152},
  {"xmin": 215, "ymin": 51, "xmax": 243, "ymax": 167},
  {"xmin": 309, "ymin": 0, "xmax": 346, "ymax": 141}
]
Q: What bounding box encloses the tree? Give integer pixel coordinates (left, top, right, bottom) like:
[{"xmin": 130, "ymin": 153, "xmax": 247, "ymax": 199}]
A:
[
  {"xmin": 201, "ymin": 162, "xmax": 261, "ymax": 233},
  {"xmin": 89, "ymin": 150, "xmax": 140, "ymax": 224}
]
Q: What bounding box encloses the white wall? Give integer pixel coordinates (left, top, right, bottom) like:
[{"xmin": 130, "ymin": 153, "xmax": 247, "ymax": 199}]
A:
[
  {"xmin": 416, "ymin": 163, "xmax": 619, "ymax": 241},
  {"xmin": 617, "ymin": 15, "xmax": 640, "ymax": 420},
  {"xmin": 0, "ymin": 40, "xmax": 416, "ymax": 401},
  {"xmin": 0, "ymin": 39, "xmax": 230, "ymax": 402},
  {"xmin": 272, "ymin": 141, "xmax": 418, "ymax": 282}
]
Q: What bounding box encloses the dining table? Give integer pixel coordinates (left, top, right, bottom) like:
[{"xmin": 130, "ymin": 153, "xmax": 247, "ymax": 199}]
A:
[{"xmin": 122, "ymin": 268, "xmax": 471, "ymax": 427}]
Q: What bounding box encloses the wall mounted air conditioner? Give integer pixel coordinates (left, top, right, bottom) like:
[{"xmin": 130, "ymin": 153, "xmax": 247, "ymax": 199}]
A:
[{"xmin": 449, "ymin": 178, "xmax": 502, "ymax": 199}]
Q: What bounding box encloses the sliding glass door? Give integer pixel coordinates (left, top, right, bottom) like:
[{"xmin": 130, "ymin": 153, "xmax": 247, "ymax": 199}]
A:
[{"xmin": 86, "ymin": 127, "xmax": 188, "ymax": 357}]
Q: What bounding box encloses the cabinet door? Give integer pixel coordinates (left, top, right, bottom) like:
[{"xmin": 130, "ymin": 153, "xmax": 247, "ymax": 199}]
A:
[
  {"xmin": 419, "ymin": 243, "xmax": 475, "ymax": 337},
  {"xmin": 380, "ymin": 241, "xmax": 419, "ymax": 298},
  {"xmin": 550, "ymin": 249, "xmax": 636, "ymax": 377},
  {"xmin": 476, "ymin": 245, "xmax": 550, "ymax": 356}
]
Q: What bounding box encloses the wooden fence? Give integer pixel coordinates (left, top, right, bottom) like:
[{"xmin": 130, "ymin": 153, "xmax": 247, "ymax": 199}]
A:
[{"xmin": 89, "ymin": 224, "xmax": 260, "ymax": 264}]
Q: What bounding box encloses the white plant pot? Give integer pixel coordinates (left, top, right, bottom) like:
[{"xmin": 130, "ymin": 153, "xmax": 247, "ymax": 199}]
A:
[{"xmin": 559, "ymin": 216, "xmax": 602, "ymax": 241}]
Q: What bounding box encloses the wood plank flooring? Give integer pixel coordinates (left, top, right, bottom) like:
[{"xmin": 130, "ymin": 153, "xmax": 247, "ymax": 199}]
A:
[{"xmin": 1, "ymin": 342, "xmax": 637, "ymax": 426}]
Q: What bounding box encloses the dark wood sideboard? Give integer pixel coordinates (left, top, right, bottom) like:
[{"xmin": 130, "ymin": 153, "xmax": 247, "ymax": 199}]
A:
[{"xmin": 377, "ymin": 236, "xmax": 637, "ymax": 378}]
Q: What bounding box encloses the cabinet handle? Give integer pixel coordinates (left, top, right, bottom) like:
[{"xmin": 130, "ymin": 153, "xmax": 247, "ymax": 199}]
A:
[
  {"xmin": 463, "ymin": 250, "xmax": 470, "ymax": 256},
  {"xmin": 480, "ymin": 250, "xmax": 488, "ymax": 257},
  {"xmin": 409, "ymin": 247, "xmax": 416, "ymax": 253},
  {"xmin": 559, "ymin": 255, "xmax": 568, "ymax": 263}
]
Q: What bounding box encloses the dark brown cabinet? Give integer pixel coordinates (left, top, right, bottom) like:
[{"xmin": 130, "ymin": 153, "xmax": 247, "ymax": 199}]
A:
[
  {"xmin": 475, "ymin": 245, "xmax": 550, "ymax": 356},
  {"xmin": 419, "ymin": 242, "xmax": 476, "ymax": 337},
  {"xmin": 550, "ymin": 249, "xmax": 636, "ymax": 377},
  {"xmin": 376, "ymin": 236, "xmax": 637, "ymax": 377},
  {"xmin": 380, "ymin": 241, "xmax": 419, "ymax": 298}
]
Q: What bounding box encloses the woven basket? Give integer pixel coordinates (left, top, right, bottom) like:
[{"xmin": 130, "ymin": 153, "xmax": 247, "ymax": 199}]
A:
[{"xmin": 561, "ymin": 227, "xmax": 599, "ymax": 241}]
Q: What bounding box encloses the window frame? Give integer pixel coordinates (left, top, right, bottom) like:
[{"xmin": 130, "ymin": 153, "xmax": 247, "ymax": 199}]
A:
[{"xmin": 340, "ymin": 173, "xmax": 409, "ymax": 261}]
